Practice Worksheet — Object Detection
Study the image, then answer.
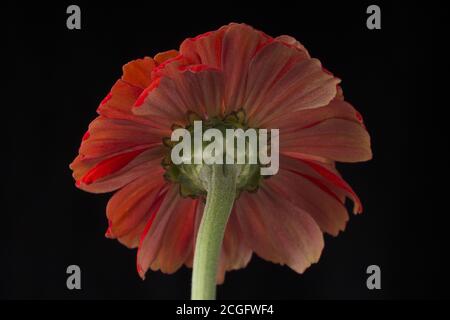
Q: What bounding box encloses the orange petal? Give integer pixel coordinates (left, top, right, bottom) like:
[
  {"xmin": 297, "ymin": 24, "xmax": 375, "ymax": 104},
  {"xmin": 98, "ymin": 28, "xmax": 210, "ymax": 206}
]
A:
[
  {"xmin": 97, "ymin": 80, "xmax": 141, "ymax": 115},
  {"xmin": 122, "ymin": 57, "xmax": 156, "ymax": 89},
  {"xmin": 154, "ymin": 49, "xmax": 179, "ymax": 65},
  {"xmin": 96, "ymin": 76, "xmax": 168, "ymax": 130}
]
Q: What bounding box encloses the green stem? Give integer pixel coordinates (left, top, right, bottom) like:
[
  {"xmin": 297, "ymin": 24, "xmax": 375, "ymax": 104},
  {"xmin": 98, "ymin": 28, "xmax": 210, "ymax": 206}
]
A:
[{"xmin": 191, "ymin": 164, "xmax": 238, "ymax": 300}]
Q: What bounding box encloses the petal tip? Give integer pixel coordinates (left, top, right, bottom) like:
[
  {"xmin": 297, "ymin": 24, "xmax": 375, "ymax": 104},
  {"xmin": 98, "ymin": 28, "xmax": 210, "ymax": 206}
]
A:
[{"xmin": 137, "ymin": 262, "xmax": 146, "ymax": 280}]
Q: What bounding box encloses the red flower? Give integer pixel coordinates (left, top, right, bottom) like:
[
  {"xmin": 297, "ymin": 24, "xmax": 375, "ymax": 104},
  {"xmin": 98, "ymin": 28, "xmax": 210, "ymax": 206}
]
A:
[{"xmin": 70, "ymin": 23, "xmax": 371, "ymax": 283}]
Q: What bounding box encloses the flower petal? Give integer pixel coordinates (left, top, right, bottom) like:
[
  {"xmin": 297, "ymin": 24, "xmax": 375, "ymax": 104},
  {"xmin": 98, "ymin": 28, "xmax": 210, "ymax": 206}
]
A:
[
  {"xmin": 106, "ymin": 176, "xmax": 168, "ymax": 248},
  {"xmin": 154, "ymin": 49, "xmax": 179, "ymax": 65},
  {"xmin": 97, "ymin": 80, "xmax": 141, "ymax": 116},
  {"xmin": 180, "ymin": 29, "xmax": 226, "ymax": 67},
  {"xmin": 280, "ymin": 154, "xmax": 362, "ymax": 214},
  {"xmin": 133, "ymin": 65, "xmax": 224, "ymax": 121},
  {"xmin": 96, "ymin": 79, "xmax": 165, "ymax": 129},
  {"xmin": 78, "ymin": 116, "xmax": 166, "ymax": 159},
  {"xmin": 216, "ymin": 209, "xmax": 253, "ymax": 284},
  {"xmin": 221, "ymin": 24, "xmax": 269, "ymax": 112},
  {"xmin": 263, "ymin": 98, "xmax": 363, "ymax": 131},
  {"xmin": 96, "ymin": 54, "xmax": 179, "ymax": 130},
  {"xmin": 275, "ymin": 35, "xmax": 311, "ymax": 57},
  {"xmin": 137, "ymin": 186, "xmax": 198, "ymax": 278},
  {"xmin": 249, "ymin": 57, "xmax": 340, "ymax": 126},
  {"xmin": 236, "ymin": 185, "xmax": 324, "ymax": 274},
  {"xmin": 280, "ymin": 117, "xmax": 372, "ymax": 162},
  {"xmin": 151, "ymin": 198, "xmax": 198, "ymax": 274},
  {"xmin": 78, "ymin": 148, "xmax": 147, "ymax": 184},
  {"xmin": 122, "ymin": 57, "xmax": 156, "ymax": 89},
  {"xmin": 267, "ymin": 158, "xmax": 351, "ymax": 236},
  {"xmin": 243, "ymin": 40, "xmax": 310, "ymax": 117},
  {"xmin": 71, "ymin": 146, "xmax": 166, "ymax": 193}
]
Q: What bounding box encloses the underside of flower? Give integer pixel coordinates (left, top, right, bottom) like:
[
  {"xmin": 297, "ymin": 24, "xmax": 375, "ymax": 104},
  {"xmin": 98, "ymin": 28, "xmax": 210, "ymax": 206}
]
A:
[
  {"xmin": 162, "ymin": 109, "xmax": 265, "ymax": 199},
  {"xmin": 70, "ymin": 23, "xmax": 372, "ymax": 300}
]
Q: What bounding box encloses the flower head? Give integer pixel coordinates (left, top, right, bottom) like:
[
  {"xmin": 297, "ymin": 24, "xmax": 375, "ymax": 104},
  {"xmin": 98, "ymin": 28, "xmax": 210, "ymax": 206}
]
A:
[{"xmin": 70, "ymin": 23, "xmax": 371, "ymax": 283}]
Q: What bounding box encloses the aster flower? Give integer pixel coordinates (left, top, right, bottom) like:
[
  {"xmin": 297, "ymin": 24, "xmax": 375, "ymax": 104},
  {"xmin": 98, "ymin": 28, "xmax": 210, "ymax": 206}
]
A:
[{"xmin": 70, "ymin": 23, "xmax": 371, "ymax": 299}]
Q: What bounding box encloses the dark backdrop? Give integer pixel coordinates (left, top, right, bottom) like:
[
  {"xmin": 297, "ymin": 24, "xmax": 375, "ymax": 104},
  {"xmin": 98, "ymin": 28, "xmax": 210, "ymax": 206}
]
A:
[{"xmin": 4, "ymin": 1, "xmax": 442, "ymax": 299}]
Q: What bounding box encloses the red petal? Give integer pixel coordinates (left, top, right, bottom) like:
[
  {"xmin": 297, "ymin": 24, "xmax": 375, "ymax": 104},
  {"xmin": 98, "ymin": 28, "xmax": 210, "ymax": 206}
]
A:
[
  {"xmin": 81, "ymin": 130, "xmax": 90, "ymax": 141},
  {"xmin": 136, "ymin": 188, "xmax": 168, "ymax": 278},
  {"xmin": 79, "ymin": 148, "xmax": 147, "ymax": 185},
  {"xmin": 286, "ymin": 169, "xmax": 344, "ymax": 205},
  {"xmin": 134, "ymin": 77, "xmax": 161, "ymax": 107},
  {"xmin": 301, "ymin": 159, "xmax": 362, "ymax": 213},
  {"xmin": 100, "ymin": 92, "xmax": 112, "ymax": 106}
]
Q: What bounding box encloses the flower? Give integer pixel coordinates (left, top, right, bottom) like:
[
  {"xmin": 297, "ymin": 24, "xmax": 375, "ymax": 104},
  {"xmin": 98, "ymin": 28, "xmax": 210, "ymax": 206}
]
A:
[{"xmin": 70, "ymin": 23, "xmax": 372, "ymax": 283}]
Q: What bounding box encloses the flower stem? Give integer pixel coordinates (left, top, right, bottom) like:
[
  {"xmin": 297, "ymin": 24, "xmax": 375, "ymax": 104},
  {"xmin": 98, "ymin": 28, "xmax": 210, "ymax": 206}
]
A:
[{"xmin": 191, "ymin": 164, "xmax": 238, "ymax": 300}]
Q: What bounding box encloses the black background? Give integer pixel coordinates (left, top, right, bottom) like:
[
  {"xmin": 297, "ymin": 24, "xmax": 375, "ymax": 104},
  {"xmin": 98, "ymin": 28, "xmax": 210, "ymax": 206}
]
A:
[{"xmin": 4, "ymin": 1, "xmax": 443, "ymax": 299}]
